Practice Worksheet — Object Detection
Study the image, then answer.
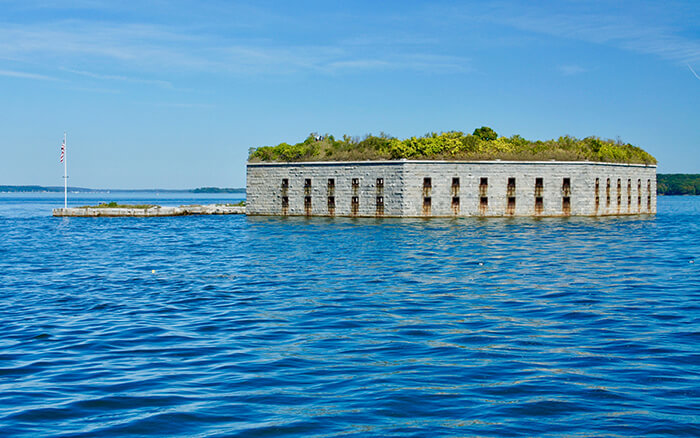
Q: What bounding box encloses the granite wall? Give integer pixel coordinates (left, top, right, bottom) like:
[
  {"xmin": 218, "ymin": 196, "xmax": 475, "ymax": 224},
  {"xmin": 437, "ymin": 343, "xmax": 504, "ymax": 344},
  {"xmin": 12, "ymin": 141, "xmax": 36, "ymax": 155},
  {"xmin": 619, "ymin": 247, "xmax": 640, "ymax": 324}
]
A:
[{"xmin": 246, "ymin": 161, "xmax": 657, "ymax": 217}]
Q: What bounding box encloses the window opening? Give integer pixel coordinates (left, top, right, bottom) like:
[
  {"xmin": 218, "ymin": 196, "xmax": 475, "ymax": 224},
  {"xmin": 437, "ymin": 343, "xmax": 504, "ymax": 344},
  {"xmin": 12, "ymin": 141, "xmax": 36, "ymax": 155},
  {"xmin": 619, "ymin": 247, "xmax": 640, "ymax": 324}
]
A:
[
  {"xmin": 479, "ymin": 196, "xmax": 488, "ymax": 213},
  {"xmin": 535, "ymin": 196, "xmax": 543, "ymax": 214},
  {"xmin": 451, "ymin": 196, "xmax": 460, "ymax": 214},
  {"xmin": 423, "ymin": 197, "xmax": 431, "ymax": 215},
  {"xmin": 627, "ymin": 179, "xmax": 632, "ymax": 210},
  {"xmin": 422, "ymin": 178, "xmax": 432, "ymax": 197},
  {"xmin": 506, "ymin": 196, "xmax": 516, "ymax": 215},
  {"xmin": 562, "ymin": 196, "xmax": 571, "ymax": 215},
  {"xmin": 638, "ymin": 179, "xmax": 642, "ymax": 211},
  {"xmin": 507, "ymin": 177, "xmax": 516, "ymax": 196},
  {"xmin": 616, "ymin": 179, "xmax": 621, "ymax": 210},
  {"xmin": 535, "ymin": 177, "xmax": 544, "ymax": 196},
  {"xmin": 376, "ymin": 196, "xmax": 384, "ymax": 216},
  {"xmin": 562, "ymin": 178, "xmax": 571, "ymax": 196},
  {"xmin": 479, "ymin": 177, "xmax": 488, "ymax": 197}
]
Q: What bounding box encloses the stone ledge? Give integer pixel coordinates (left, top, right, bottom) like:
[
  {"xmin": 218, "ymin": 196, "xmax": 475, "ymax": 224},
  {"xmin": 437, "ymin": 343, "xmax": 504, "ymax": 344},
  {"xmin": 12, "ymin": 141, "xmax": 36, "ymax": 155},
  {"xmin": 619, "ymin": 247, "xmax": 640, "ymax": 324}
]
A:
[{"xmin": 53, "ymin": 204, "xmax": 245, "ymax": 217}]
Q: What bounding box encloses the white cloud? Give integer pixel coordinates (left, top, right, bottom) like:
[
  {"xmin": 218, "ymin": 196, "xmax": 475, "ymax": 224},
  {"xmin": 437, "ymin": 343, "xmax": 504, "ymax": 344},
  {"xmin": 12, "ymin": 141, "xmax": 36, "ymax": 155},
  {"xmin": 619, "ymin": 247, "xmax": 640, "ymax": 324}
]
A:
[
  {"xmin": 0, "ymin": 16, "xmax": 472, "ymax": 78},
  {"xmin": 326, "ymin": 59, "xmax": 393, "ymax": 70},
  {"xmin": 431, "ymin": 1, "xmax": 700, "ymax": 66},
  {"xmin": 688, "ymin": 64, "xmax": 700, "ymax": 81},
  {"xmin": 557, "ymin": 64, "xmax": 587, "ymax": 76},
  {"xmin": 0, "ymin": 22, "xmax": 215, "ymax": 72},
  {"xmin": 325, "ymin": 54, "xmax": 471, "ymax": 74},
  {"xmin": 0, "ymin": 68, "xmax": 56, "ymax": 80},
  {"xmin": 150, "ymin": 102, "xmax": 215, "ymax": 109},
  {"xmin": 496, "ymin": 7, "xmax": 700, "ymax": 65},
  {"xmin": 61, "ymin": 68, "xmax": 173, "ymax": 88}
]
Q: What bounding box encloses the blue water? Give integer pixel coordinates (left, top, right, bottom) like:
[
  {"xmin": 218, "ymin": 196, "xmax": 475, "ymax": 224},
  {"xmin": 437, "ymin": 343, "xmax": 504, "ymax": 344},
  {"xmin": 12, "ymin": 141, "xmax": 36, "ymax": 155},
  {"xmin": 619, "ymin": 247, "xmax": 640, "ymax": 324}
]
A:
[{"xmin": 1, "ymin": 194, "xmax": 698, "ymax": 437}]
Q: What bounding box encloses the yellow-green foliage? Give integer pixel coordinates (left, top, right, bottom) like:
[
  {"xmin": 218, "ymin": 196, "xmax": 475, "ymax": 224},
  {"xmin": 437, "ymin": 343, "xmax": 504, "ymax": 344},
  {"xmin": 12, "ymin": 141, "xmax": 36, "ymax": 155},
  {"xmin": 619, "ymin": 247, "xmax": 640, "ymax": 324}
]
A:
[{"xmin": 248, "ymin": 128, "xmax": 657, "ymax": 164}]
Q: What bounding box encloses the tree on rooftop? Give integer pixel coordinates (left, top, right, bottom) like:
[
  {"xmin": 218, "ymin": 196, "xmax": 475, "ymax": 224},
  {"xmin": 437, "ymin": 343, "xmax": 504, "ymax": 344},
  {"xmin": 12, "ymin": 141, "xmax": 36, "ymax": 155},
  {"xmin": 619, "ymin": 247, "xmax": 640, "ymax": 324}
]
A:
[{"xmin": 473, "ymin": 126, "xmax": 498, "ymax": 141}]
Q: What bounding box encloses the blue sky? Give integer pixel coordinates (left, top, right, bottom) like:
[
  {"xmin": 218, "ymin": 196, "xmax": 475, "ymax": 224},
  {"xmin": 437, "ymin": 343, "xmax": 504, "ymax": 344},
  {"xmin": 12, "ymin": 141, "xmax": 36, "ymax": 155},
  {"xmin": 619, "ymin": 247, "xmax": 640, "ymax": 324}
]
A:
[{"xmin": 1, "ymin": 0, "xmax": 698, "ymax": 189}]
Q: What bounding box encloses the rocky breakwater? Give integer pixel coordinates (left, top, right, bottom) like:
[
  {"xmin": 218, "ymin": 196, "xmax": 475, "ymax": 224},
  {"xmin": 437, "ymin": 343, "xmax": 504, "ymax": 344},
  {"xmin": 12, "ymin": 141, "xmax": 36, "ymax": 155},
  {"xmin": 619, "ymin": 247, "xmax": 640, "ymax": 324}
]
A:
[{"xmin": 53, "ymin": 204, "xmax": 246, "ymax": 217}]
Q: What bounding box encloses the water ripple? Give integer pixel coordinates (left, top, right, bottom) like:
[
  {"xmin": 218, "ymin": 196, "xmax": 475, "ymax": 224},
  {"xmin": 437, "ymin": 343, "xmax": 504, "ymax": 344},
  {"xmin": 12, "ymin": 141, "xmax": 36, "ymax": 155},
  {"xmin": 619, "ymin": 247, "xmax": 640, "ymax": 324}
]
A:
[{"xmin": 0, "ymin": 196, "xmax": 698, "ymax": 436}]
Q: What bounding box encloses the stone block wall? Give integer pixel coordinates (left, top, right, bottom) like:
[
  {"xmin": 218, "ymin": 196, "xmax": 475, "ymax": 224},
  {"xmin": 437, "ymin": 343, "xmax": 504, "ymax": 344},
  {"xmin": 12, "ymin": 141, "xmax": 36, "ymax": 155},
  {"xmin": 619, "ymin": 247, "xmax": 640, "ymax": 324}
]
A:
[
  {"xmin": 246, "ymin": 160, "xmax": 656, "ymax": 217},
  {"xmin": 246, "ymin": 161, "xmax": 406, "ymax": 216}
]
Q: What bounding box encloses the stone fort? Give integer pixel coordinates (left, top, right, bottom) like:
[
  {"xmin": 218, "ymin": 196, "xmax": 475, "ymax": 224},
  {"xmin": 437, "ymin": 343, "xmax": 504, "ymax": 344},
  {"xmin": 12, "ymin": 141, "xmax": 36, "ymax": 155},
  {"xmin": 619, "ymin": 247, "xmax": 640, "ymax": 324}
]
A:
[{"xmin": 246, "ymin": 160, "xmax": 656, "ymax": 217}]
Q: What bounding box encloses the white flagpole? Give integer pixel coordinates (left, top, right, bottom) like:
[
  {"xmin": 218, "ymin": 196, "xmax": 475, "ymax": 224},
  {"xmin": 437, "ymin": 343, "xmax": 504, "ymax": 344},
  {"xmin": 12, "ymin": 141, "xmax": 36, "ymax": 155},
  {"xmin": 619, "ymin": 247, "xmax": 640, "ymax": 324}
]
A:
[{"xmin": 63, "ymin": 132, "xmax": 67, "ymax": 209}]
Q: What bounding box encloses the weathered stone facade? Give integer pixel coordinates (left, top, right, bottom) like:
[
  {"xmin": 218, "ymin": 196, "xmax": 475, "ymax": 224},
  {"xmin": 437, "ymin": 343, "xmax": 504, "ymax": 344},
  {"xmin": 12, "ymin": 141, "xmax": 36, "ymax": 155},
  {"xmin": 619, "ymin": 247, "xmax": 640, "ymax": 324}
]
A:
[{"xmin": 246, "ymin": 161, "xmax": 657, "ymax": 217}]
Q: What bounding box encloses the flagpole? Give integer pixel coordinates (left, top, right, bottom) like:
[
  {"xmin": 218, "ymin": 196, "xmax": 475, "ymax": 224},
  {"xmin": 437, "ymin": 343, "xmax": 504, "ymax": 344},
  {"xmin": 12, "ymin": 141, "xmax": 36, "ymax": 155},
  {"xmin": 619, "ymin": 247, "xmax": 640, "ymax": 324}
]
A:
[{"xmin": 63, "ymin": 132, "xmax": 67, "ymax": 209}]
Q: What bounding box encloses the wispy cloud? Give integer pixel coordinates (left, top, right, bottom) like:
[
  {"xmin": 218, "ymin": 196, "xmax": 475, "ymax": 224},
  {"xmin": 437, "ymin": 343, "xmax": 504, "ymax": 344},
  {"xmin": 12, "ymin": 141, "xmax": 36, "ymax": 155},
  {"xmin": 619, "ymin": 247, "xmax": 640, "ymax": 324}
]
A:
[
  {"xmin": 326, "ymin": 59, "xmax": 393, "ymax": 70},
  {"xmin": 0, "ymin": 68, "xmax": 57, "ymax": 80},
  {"xmin": 689, "ymin": 65, "xmax": 700, "ymax": 81},
  {"xmin": 0, "ymin": 16, "xmax": 471, "ymax": 78},
  {"xmin": 67, "ymin": 85, "xmax": 122, "ymax": 94},
  {"xmin": 61, "ymin": 68, "xmax": 173, "ymax": 88},
  {"xmin": 490, "ymin": 5, "xmax": 700, "ymax": 65},
  {"xmin": 325, "ymin": 54, "xmax": 471, "ymax": 74},
  {"xmin": 150, "ymin": 102, "xmax": 215, "ymax": 109},
  {"xmin": 0, "ymin": 22, "xmax": 205, "ymax": 67},
  {"xmin": 557, "ymin": 64, "xmax": 587, "ymax": 76}
]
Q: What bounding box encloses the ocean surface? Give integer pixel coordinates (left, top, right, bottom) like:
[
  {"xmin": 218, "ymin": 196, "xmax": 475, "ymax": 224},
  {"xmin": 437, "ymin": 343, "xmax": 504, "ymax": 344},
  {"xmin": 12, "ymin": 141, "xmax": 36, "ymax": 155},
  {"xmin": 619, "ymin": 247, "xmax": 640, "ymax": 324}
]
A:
[{"xmin": 0, "ymin": 193, "xmax": 698, "ymax": 437}]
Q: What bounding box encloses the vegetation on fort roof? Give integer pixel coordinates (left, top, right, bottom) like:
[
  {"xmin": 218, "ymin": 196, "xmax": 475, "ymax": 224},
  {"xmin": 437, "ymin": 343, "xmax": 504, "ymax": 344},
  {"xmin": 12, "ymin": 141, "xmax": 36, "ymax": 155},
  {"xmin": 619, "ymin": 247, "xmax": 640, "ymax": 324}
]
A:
[
  {"xmin": 657, "ymin": 174, "xmax": 700, "ymax": 195},
  {"xmin": 80, "ymin": 202, "xmax": 155, "ymax": 209},
  {"xmin": 248, "ymin": 127, "xmax": 657, "ymax": 165}
]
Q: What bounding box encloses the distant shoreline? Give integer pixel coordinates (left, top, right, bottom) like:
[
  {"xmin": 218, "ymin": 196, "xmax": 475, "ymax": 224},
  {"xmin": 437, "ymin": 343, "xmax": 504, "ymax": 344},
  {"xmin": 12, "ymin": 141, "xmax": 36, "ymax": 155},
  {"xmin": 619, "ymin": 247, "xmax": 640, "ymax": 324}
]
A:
[
  {"xmin": 0, "ymin": 185, "xmax": 245, "ymax": 194},
  {"xmin": 1, "ymin": 176, "xmax": 698, "ymax": 195}
]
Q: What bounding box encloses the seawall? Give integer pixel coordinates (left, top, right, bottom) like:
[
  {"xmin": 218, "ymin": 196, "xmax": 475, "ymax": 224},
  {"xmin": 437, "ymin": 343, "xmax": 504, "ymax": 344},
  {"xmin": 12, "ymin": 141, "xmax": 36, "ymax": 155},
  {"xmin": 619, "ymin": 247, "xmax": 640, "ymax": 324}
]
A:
[{"xmin": 53, "ymin": 204, "xmax": 245, "ymax": 217}]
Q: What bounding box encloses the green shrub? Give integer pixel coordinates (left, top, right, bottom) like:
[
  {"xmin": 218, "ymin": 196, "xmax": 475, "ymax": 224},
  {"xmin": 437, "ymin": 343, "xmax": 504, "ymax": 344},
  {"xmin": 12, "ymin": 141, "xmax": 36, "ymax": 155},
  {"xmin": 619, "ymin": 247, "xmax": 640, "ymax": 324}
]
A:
[
  {"xmin": 473, "ymin": 126, "xmax": 498, "ymax": 141},
  {"xmin": 247, "ymin": 129, "xmax": 657, "ymax": 164},
  {"xmin": 80, "ymin": 202, "xmax": 155, "ymax": 209}
]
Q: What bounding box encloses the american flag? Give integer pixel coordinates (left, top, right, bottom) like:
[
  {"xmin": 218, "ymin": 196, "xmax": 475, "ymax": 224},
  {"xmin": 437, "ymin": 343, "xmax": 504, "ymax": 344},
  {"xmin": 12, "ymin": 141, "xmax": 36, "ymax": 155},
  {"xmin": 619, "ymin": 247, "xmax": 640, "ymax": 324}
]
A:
[{"xmin": 60, "ymin": 138, "xmax": 65, "ymax": 163}]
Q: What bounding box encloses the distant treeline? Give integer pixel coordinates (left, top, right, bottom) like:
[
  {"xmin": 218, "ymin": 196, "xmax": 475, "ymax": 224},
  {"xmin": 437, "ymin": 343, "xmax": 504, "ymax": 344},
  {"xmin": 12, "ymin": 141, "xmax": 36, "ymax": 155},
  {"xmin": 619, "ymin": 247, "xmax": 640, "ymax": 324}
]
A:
[
  {"xmin": 0, "ymin": 185, "xmax": 245, "ymax": 193},
  {"xmin": 657, "ymin": 174, "xmax": 700, "ymax": 195},
  {"xmin": 249, "ymin": 127, "xmax": 657, "ymax": 164},
  {"xmin": 0, "ymin": 185, "xmax": 90, "ymax": 193},
  {"xmin": 191, "ymin": 187, "xmax": 245, "ymax": 193}
]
